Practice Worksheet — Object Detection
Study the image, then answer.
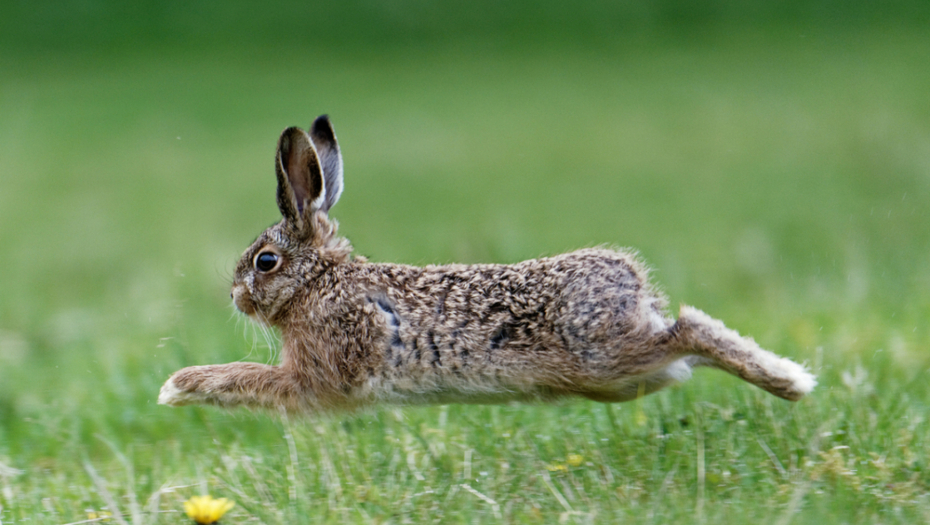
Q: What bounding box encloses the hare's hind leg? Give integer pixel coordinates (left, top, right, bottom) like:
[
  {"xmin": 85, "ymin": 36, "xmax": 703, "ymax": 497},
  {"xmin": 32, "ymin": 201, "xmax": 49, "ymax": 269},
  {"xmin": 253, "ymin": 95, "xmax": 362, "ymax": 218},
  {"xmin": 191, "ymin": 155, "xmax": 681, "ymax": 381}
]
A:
[{"xmin": 669, "ymin": 306, "xmax": 816, "ymax": 400}]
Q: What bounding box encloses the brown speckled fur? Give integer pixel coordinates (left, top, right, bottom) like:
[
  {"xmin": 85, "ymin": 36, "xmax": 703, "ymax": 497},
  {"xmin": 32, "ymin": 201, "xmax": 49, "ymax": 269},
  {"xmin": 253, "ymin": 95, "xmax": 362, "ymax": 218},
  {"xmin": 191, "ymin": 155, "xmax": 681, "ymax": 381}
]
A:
[{"xmin": 158, "ymin": 116, "xmax": 816, "ymax": 413}]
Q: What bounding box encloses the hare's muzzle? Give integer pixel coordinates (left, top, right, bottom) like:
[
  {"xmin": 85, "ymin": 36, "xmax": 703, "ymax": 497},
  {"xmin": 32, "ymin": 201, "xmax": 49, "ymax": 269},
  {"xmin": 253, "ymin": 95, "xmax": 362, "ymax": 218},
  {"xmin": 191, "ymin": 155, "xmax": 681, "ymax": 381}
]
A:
[{"xmin": 231, "ymin": 284, "xmax": 255, "ymax": 316}]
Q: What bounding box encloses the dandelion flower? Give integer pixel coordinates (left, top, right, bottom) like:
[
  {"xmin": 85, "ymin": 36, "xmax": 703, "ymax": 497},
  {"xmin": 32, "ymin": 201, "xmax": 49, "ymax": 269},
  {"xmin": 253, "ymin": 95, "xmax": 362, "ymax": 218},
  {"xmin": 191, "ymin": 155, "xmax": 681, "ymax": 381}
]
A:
[{"xmin": 184, "ymin": 495, "xmax": 235, "ymax": 524}]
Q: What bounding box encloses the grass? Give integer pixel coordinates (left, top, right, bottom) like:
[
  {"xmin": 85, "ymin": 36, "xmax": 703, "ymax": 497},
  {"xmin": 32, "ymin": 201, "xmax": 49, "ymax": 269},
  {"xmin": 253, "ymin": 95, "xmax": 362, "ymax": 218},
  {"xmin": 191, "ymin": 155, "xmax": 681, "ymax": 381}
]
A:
[{"xmin": 1, "ymin": 20, "xmax": 930, "ymax": 523}]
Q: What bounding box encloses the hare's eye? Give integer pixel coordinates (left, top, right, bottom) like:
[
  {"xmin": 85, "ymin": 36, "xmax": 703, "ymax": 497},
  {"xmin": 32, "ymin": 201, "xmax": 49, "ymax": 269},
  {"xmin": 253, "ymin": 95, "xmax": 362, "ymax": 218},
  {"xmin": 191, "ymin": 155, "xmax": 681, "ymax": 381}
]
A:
[{"xmin": 254, "ymin": 252, "xmax": 280, "ymax": 273}]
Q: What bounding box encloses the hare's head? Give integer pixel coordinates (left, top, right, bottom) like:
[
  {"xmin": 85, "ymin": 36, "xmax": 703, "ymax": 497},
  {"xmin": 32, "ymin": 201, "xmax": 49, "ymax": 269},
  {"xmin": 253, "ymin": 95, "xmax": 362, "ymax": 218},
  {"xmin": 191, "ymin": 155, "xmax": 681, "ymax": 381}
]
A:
[{"xmin": 231, "ymin": 115, "xmax": 350, "ymax": 324}]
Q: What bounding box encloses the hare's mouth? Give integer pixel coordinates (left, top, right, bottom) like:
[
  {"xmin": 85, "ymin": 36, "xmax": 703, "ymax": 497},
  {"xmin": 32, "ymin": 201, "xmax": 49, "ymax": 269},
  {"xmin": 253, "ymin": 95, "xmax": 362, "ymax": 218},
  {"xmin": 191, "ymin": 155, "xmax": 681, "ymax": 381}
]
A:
[{"xmin": 231, "ymin": 284, "xmax": 256, "ymax": 316}]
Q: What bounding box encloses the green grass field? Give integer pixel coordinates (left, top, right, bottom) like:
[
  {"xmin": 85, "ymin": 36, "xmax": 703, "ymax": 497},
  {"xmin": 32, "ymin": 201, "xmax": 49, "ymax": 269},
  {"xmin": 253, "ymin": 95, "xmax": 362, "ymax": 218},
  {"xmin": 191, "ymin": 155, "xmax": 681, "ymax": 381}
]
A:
[{"xmin": 2, "ymin": 6, "xmax": 930, "ymax": 523}]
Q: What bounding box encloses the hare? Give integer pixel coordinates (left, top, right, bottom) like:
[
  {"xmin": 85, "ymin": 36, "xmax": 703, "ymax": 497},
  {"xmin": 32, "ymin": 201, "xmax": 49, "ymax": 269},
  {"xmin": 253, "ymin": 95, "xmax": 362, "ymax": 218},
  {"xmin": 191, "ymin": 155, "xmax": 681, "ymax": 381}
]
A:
[{"xmin": 158, "ymin": 115, "xmax": 815, "ymax": 412}]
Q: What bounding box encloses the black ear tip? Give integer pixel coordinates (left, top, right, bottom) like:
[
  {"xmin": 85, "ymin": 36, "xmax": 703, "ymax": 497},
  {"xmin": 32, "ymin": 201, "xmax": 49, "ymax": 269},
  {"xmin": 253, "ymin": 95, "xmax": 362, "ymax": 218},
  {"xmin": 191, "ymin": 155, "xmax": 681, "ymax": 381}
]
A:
[
  {"xmin": 311, "ymin": 115, "xmax": 336, "ymax": 142},
  {"xmin": 278, "ymin": 126, "xmax": 305, "ymax": 152}
]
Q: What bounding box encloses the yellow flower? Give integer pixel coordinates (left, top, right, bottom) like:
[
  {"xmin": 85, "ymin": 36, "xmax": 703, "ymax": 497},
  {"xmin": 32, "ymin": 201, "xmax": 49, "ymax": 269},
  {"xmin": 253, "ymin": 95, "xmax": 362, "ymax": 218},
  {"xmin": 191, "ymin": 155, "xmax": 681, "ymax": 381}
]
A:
[
  {"xmin": 184, "ymin": 495, "xmax": 235, "ymax": 524},
  {"xmin": 546, "ymin": 463, "xmax": 568, "ymax": 473},
  {"xmin": 566, "ymin": 454, "xmax": 584, "ymax": 467}
]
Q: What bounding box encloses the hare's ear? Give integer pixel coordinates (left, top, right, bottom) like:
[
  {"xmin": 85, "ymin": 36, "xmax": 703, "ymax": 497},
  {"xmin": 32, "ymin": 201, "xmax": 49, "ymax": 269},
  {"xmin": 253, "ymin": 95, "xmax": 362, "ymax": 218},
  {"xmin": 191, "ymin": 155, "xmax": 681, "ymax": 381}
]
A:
[
  {"xmin": 275, "ymin": 126, "xmax": 326, "ymax": 229},
  {"xmin": 309, "ymin": 115, "xmax": 343, "ymax": 213}
]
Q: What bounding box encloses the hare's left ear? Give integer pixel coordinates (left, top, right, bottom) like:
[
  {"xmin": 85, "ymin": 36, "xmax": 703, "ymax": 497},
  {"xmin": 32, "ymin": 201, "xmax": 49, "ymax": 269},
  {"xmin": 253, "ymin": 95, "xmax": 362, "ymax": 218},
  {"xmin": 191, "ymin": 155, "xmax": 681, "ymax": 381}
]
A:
[
  {"xmin": 309, "ymin": 115, "xmax": 343, "ymax": 213},
  {"xmin": 275, "ymin": 126, "xmax": 325, "ymax": 230}
]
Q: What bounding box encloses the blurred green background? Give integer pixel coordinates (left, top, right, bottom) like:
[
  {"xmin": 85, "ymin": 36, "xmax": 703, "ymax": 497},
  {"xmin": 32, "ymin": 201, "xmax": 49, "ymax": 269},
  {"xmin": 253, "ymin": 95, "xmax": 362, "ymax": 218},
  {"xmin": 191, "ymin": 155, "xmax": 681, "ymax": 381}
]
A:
[{"xmin": 1, "ymin": 1, "xmax": 929, "ymax": 522}]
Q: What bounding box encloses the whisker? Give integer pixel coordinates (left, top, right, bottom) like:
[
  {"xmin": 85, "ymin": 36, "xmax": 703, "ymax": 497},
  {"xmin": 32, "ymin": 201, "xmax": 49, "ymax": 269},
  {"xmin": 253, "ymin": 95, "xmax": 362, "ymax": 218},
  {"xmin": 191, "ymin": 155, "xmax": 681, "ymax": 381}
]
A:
[
  {"xmin": 255, "ymin": 312, "xmax": 280, "ymax": 364},
  {"xmin": 228, "ymin": 304, "xmax": 258, "ymax": 362}
]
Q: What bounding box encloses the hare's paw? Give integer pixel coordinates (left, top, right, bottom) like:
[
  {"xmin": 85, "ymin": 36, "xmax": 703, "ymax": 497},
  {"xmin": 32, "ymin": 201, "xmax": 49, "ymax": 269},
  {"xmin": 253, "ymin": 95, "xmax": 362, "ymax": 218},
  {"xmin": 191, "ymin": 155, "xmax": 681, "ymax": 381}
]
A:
[
  {"xmin": 771, "ymin": 357, "xmax": 817, "ymax": 401},
  {"xmin": 157, "ymin": 376, "xmax": 189, "ymax": 406},
  {"xmin": 158, "ymin": 366, "xmax": 214, "ymax": 406}
]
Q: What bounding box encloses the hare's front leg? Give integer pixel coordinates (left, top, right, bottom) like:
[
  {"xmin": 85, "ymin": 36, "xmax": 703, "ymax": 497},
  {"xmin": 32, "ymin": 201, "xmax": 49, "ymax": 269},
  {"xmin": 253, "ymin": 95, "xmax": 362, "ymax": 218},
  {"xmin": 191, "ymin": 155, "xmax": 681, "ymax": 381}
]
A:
[{"xmin": 158, "ymin": 363, "xmax": 298, "ymax": 409}]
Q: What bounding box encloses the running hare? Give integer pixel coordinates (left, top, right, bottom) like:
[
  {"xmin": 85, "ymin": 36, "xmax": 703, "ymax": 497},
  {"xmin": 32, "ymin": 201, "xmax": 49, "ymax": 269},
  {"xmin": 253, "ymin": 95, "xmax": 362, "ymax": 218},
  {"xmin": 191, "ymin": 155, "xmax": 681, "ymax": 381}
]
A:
[{"xmin": 159, "ymin": 115, "xmax": 815, "ymax": 412}]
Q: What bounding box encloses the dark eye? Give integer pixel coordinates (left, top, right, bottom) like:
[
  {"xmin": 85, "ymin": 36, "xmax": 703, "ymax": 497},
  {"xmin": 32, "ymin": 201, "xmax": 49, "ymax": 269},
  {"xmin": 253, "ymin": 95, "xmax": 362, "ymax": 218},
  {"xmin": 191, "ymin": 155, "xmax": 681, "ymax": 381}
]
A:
[{"xmin": 254, "ymin": 251, "xmax": 280, "ymax": 272}]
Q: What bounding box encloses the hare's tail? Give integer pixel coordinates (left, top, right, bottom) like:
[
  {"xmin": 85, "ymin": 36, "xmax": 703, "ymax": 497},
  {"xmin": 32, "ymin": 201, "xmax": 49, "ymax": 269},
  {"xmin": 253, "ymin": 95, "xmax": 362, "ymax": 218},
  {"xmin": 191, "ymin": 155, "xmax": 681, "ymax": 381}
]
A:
[{"xmin": 669, "ymin": 306, "xmax": 816, "ymax": 401}]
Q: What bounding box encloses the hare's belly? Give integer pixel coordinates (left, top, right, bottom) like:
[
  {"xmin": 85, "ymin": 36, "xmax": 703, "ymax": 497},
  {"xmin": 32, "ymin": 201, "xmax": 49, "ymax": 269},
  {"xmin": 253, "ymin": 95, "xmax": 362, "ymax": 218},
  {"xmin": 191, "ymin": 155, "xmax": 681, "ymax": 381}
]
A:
[
  {"xmin": 368, "ymin": 372, "xmax": 565, "ymax": 405},
  {"xmin": 367, "ymin": 356, "xmax": 695, "ymax": 405}
]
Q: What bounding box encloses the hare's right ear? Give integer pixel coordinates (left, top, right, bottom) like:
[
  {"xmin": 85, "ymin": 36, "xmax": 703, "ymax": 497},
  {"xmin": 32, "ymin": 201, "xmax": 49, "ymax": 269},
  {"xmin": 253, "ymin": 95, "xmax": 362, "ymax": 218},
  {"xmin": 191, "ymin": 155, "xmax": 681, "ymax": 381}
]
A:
[{"xmin": 275, "ymin": 126, "xmax": 325, "ymax": 231}]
